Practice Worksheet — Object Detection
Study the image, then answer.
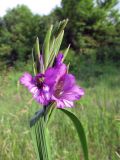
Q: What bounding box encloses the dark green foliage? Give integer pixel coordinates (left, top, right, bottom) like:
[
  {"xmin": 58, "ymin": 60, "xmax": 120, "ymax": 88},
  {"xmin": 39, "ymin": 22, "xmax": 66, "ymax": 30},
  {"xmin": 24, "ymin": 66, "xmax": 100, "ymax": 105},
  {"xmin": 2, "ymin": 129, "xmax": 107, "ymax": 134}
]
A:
[
  {"xmin": 54, "ymin": 0, "xmax": 120, "ymax": 62},
  {"xmin": 0, "ymin": 1, "xmax": 120, "ymax": 67},
  {"xmin": 1, "ymin": 5, "xmax": 33, "ymax": 62},
  {"xmin": 0, "ymin": 5, "xmax": 53, "ymax": 66}
]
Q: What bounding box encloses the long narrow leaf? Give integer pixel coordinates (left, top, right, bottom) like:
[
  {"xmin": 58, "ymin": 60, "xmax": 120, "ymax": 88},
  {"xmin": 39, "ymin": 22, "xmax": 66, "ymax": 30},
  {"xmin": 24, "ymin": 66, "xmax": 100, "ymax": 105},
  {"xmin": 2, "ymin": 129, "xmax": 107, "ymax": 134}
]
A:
[
  {"xmin": 59, "ymin": 109, "xmax": 89, "ymax": 160},
  {"xmin": 63, "ymin": 44, "xmax": 70, "ymax": 62},
  {"xmin": 35, "ymin": 37, "xmax": 40, "ymax": 59},
  {"xmin": 51, "ymin": 19, "xmax": 68, "ymax": 38},
  {"xmin": 35, "ymin": 38, "xmax": 43, "ymax": 73},
  {"xmin": 31, "ymin": 126, "xmax": 40, "ymax": 160},
  {"xmin": 43, "ymin": 25, "xmax": 53, "ymax": 69},
  {"xmin": 32, "ymin": 48, "xmax": 37, "ymax": 75},
  {"xmin": 57, "ymin": 19, "xmax": 68, "ymax": 35},
  {"xmin": 48, "ymin": 31, "xmax": 64, "ymax": 67},
  {"xmin": 54, "ymin": 30, "xmax": 64, "ymax": 55}
]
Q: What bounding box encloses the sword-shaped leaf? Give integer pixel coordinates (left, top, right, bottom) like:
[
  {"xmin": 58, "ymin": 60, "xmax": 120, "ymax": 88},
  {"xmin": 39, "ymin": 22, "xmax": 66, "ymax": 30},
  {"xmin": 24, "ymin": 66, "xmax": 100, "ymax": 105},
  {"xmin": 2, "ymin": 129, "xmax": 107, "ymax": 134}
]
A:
[
  {"xmin": 35, "ymin": 37, "xmax": 40, "ymax": 59},
  {"xmin": 63, "ymin": 44, "xmax": 70, "ymax": 62},
  {"xmin": 52, "ymin": 19, "xmax": 68, "ymax": 38},
  {"xmin": 34, "ymin": 37, "xmax": 45, "ymax": 73},
  {"xmin": 48, "ymin": 30, "xmax": 64, "ymax": 67},
  {"xmin": 32, "ymin": 48, "xmax": 37, "ymax": 75},
  {"xmin": 43, "ymin": 25, "xmax": 53, "ymax": 69},
  {"xmin": 59, "ymin": 109, "xmax": 89, "ymax": 160}
]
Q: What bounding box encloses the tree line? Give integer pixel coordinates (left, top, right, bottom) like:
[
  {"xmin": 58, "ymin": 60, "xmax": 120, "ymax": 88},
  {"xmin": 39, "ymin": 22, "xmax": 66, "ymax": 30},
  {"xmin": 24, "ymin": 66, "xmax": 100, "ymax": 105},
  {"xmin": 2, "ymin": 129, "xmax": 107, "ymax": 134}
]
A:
[{"xmin": 0, "ymin": 0, "xmax": 120, "ymax": 67}]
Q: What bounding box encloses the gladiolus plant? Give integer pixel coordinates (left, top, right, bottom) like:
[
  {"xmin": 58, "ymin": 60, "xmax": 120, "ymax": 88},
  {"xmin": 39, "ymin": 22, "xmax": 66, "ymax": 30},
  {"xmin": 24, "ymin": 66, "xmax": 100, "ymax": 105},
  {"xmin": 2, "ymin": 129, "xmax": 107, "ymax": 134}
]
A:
[{"xmin": 20, "ymin": 19, "xmax": 89, "ymax": 160}]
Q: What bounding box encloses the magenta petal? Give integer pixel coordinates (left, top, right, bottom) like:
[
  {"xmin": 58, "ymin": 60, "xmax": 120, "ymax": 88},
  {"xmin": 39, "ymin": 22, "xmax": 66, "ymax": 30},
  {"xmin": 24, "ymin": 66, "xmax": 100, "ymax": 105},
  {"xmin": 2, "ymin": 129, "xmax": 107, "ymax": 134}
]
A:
[
  {"xmin": 63, "ymin": 74, "xmax": 76, "ymax": 91},
  {"xmin": 60, "ymin": 87, "xmax": 84, "ymax": 101},
  {"xmin": 45, "ymin": 63, "xmax": 67, "ymax": 90},
  {"xmin": 20, "ymin": 72, "xmax": 51, "ymax": 106},
  {"xmin": 52, "ymin": 95, "xmax": 74, "ymax": 108},
  {"xmin": 20, "ymin": 72, "xmax": 34, "ymax": 89},
  {"xmin": 51, "ymin": 73, "xmax": 84, "ymax": 108},
  {"xmin": 55, "ymin": 53, "xmax": 64, "ymax": 66},
  {"xmin": 62, "ymin": 74, "xmax": 84, "ymax": 100},
  {"xmin": 20, "ymin": 57, "xmax": 84, "ymax": 108},
  {"xmin": 63, "ymin": 100, "xmax": 74, "ymax": 108},
  {"xmin": 33, "ymin": 85, "xmax": 51, "ymax": 105},
  {"xmin": 30, "ymin": 84, "xmax": 51, "ymax": 105}
]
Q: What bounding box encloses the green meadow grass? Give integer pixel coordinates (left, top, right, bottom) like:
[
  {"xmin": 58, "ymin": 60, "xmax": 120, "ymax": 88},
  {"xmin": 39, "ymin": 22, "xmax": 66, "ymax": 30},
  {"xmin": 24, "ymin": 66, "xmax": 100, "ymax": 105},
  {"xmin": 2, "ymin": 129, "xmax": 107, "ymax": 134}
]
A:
[{"xmin": 0, "ymin": 64, "xmax": 120, "ymax": 160}]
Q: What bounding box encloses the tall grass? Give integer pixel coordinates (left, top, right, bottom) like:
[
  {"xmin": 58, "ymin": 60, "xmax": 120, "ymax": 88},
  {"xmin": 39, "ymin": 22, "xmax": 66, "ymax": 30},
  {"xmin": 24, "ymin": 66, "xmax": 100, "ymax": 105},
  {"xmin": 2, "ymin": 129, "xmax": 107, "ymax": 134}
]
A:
[{"xmin": 0, "ymin": 64, "xmax": 120, "ymax": 160}]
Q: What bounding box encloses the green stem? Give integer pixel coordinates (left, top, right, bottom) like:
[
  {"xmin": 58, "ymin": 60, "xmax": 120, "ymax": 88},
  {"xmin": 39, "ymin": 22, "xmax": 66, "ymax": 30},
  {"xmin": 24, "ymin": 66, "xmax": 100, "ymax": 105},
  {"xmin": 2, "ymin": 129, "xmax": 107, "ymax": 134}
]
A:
[{"xmin": 30, "ymin": 111, "xmax": 51, "ymax": 160}]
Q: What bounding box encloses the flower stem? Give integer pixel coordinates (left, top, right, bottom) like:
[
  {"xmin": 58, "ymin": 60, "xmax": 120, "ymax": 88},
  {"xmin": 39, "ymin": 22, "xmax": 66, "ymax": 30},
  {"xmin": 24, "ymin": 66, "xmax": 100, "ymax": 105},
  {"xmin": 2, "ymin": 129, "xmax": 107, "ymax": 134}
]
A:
[{"xmin": 30, "ymin": 110, "xmax": 51, "ymax": 160}]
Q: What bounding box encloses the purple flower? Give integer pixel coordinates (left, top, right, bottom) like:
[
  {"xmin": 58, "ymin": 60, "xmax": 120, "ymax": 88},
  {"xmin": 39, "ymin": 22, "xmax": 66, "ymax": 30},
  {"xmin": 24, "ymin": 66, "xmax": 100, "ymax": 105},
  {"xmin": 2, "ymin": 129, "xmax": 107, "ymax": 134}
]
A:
[
  {"xmin": 20, "ymin": 53, "xmax": 84, "ymax": 108},
  {"xmin": 46, "ymin": 53, "xmax": 84, "ymax": 108},
  {"xmin": 20, "ymin": 73, "xmax": 51, "ymax": 105},
  {"xmin": 51, "ymin": 74, "xmax": 84, "ymax": 108}
]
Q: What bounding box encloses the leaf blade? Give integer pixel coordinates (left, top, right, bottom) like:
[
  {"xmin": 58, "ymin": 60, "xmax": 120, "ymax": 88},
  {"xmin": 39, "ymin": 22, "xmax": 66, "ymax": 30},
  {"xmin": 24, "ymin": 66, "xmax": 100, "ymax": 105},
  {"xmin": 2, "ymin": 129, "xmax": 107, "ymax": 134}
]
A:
[
  {"xmin": 31, "ymin": 48, "xmax": 37, "ymax": 75},
  {"xmin": 59, "ymin": 109, "xmax": 89, "ymax": 160},
  {"xmin": 48, "ymin": 30, "xmax": 64, "ymax": 67},
  {"xmin": 43, "ymin": 25, "xmax": 53, "ymax": 69}
]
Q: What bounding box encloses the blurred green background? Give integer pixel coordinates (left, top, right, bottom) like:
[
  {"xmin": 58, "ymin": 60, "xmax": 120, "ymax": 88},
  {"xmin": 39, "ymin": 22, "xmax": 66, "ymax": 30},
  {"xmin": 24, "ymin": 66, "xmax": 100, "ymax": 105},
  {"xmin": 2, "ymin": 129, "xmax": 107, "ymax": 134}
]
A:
[{"xmin": 0, "ymin": 0, "xmax": 120, "ymax": 159}]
